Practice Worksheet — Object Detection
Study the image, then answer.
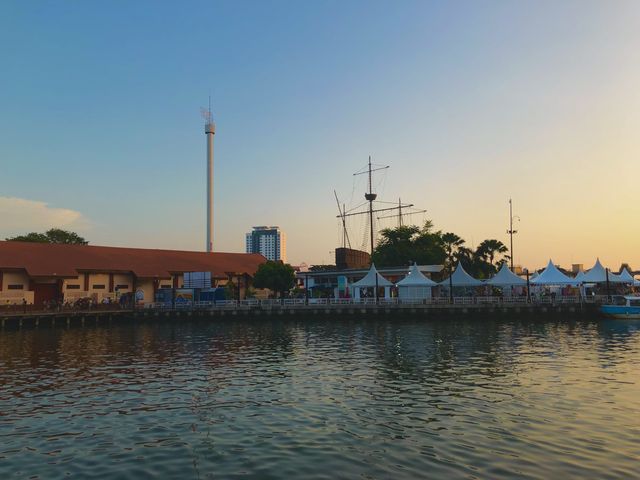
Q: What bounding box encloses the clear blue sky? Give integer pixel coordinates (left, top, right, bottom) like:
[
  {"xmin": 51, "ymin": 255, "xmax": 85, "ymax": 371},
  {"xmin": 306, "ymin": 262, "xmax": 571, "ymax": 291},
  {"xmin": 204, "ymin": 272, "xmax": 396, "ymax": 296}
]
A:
[{"xmin": 1, "ymin": 1, "xmax": 639, "ymax": 269}]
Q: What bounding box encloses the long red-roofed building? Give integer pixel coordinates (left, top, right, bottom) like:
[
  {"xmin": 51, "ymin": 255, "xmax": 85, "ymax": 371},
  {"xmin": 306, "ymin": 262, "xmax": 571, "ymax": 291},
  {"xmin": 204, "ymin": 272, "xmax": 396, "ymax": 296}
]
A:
[{"xmin": 0, "ymin": 241, "xmax": 266, "ymax": 306}]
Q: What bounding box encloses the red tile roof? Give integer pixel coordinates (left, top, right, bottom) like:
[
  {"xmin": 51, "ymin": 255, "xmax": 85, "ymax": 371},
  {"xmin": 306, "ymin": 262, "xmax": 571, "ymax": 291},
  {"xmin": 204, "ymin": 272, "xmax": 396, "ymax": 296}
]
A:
[{"xmin": 0, "ymin": 241, "xmax": 266, "ymax": 278}]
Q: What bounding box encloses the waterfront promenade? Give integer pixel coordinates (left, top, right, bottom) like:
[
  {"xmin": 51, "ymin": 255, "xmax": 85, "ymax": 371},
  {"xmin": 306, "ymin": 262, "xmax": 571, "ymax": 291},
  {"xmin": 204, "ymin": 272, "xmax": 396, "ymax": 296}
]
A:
[{"xmin": 0, "ymin": 296, "xmax": 601, "ymax": 329}]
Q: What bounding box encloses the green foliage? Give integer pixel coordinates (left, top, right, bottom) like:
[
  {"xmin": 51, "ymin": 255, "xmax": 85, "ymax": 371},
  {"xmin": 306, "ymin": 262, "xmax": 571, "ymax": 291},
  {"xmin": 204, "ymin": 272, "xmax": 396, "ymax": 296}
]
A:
[
  {"xmin": 372, "ymin": 221, "xmax": 509, "ymax": 279},
  {"xmin": 224, "ymin": 281, "xmax": 238, "ymax": 300},
  {"xmin": 309, "ymin": 264, "xmax": 337, "ymax": 272},
  {"xmin": 476, "ymin": 239, "xmax": 508, "ymax": 265},
  {"xmin": 442, "ymin": 232, "xmax": 464, "ymax": 259},
  {"xmin": 252, "ymin": 261, "xmax": 296, "ymax": 298},
  {"xmin": 6, "ymin": 228, "xmax": 88, "ymax": 245},
  {"xmin": 372, "ymin": 222, "xmax": 447, "ymax": 267}
]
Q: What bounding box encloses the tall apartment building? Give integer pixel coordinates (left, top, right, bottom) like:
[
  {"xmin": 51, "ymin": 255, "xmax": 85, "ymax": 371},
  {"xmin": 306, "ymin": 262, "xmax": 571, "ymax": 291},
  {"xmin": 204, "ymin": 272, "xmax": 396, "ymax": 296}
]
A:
[{"xmin": 245, "ymin": 226, "xmax": 286, "ymax": 262}]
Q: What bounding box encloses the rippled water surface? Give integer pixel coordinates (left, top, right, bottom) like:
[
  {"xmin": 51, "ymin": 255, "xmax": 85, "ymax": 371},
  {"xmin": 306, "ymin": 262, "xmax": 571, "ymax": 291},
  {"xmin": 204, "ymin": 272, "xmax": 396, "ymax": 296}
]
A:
[{"xmin": 1, "ymin": 317, "xmax": 639, "ymax": 479}]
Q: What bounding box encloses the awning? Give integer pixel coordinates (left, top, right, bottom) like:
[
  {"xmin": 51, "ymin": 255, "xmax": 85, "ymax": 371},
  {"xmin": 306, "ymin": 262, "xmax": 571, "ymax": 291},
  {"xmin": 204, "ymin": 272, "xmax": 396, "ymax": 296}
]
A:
[
  {"xmin": 439, "ymin": 262, "xmax": 483, "ymax": 287},
  {"xmin": 397, "ymin": 263, "xmax": 438, "ymax": 287},
  {"xmin": 486, "ymin": 263, "xmax": 527, "ymax": 287},
  {"xmin": 530, "ymin": 260, "xmax": 578, "ymax": 285},
  {"xmin": 610, "ymin": 268, "xmax": 636, "ymax": 284},
  {"xmin": 351, "ymin": 263, "xmax": 393, "ymax": 288},
  {"xmin": 580, "ymin": 259, "xmax": 624, "ymax": 284}
]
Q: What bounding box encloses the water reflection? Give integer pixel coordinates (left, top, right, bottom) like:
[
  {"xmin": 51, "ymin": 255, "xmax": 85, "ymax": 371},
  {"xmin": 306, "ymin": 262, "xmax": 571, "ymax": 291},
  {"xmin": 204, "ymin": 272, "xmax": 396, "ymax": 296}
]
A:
[{"xmin": 1, "ymin": 317, "xmax": 639, "ymax": 479}]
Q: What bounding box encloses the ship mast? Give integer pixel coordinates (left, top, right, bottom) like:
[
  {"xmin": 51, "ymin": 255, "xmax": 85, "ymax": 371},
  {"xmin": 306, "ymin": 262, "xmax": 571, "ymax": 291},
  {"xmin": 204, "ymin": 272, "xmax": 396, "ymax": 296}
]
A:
[{"xmin": 353, "ymin": 156, "xmax": 389, "ymax": 256}]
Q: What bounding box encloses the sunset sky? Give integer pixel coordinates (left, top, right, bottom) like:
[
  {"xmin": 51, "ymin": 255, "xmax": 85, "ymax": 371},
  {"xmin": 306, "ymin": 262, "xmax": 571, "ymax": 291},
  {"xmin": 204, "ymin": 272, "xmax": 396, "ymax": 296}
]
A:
[{"xmin": 1, "ymin": 1, "xmax": 639, "ymax": 270}]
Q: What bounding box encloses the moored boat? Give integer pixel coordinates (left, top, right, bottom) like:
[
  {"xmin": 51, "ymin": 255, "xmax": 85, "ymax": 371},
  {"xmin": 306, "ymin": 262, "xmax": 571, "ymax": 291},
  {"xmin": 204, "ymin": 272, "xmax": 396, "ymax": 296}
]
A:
[{"xmin": 600, "ymin": 296, "xmax": 640, "ymax": 319}]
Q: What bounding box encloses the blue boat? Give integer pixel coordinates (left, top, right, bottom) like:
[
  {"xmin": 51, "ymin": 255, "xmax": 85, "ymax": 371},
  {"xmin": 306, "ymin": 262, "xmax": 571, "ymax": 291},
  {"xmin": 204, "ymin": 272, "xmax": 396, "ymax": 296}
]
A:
[{"xmin": 600, "ymin": 296, "xmax": 640, "ymax": 319}]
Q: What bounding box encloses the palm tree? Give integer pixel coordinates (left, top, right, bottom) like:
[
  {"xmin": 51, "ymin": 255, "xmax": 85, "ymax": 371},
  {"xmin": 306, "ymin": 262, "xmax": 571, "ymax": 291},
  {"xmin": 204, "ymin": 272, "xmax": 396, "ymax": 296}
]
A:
[
  {"xmin": 441, "ymin": 232, "xmax": 465, "ymax": 270},
  {"xmin": 476, "ymin": 239, "xmax": 508, "ymax": 266},
  {"xmin": 453, "ymin": 246, "xmax": 474, "ymax": 270},
  {"xmin": 442, "ymin": 232, "xmax": 465, "ymax": 258}
]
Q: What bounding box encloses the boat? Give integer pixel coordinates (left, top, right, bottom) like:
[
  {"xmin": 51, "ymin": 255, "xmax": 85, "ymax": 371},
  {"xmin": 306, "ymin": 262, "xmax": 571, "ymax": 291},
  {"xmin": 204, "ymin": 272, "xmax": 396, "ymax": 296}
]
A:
[{"xmin": 600, "ymin": 296, "xmax": 640, "ymax": 319}]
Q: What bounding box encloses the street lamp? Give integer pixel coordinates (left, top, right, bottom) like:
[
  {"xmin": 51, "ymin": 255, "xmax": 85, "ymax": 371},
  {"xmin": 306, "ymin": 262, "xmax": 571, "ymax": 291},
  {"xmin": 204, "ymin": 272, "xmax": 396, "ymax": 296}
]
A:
[{"xmin": 507, "ymin": 198, "xmax": 520, "ymax": 271}]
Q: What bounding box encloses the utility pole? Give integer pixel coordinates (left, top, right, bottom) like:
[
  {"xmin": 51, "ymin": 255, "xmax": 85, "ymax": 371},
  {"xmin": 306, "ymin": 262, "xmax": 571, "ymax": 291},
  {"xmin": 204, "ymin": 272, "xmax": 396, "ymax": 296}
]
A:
[{"xmin": 507, "ymin": 198, "xmax": 519, "ymax": 270}]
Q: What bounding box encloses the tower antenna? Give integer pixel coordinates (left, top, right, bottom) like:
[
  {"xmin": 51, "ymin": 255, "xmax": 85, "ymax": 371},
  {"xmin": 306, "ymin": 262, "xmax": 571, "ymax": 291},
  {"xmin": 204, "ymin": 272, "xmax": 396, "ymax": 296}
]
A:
[{"xmin": 202, "ymin": 100, "xmax": 216, "ymax": 252}]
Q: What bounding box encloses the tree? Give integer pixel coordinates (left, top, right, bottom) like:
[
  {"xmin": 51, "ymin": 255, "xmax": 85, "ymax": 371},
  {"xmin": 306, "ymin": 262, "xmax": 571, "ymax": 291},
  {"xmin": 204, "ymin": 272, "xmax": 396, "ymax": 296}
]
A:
[
  {"xmin": 372, "ymin": 221, "xmax": 447, "ymax": 268},
  {"xmin": 412, "ymin": 222, "xmax": 447, "ymax": 266},
  {"xmin": 441, "ymin": 232, "xmax": 465, "ymax": 271},
  {"xmin": 252, "ymin": 261, "xmax": 296, "ymax": 298},
  {"xmin": 475, "ymin": 239, "xmax": 508, "ymax": 266},
  {"xmin": 224, "ymin": 280, "xmax": 238, "ymax": 300},
  {"xmin": 369, "ymin": 220, "xmax": 512, "ymax": 280},
  {"xmin": 442, "ymin": 232, "xmax": 465, "ymax": 258},
  {"xmin": 372, "ymin": 225, "xmax": 420, "ymax": 267},
  {"xmin": 309, "ymin": 264, "xmax": 337, "ymax": 272},
  {"xmin": 6, "ymin": 228, "xmax": 88, "ymax": 245}
]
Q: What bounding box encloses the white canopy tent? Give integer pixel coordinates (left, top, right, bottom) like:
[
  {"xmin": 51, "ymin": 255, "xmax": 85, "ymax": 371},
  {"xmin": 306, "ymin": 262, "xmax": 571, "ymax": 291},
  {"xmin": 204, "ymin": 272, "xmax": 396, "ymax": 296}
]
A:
[
  {"xmin": 574, "ymin": 270, "xmax": 585, "ymax": 283},
  {"xmin": 530, "ymin": 260, "xmax": 578, "ymax": 285},
  {"xmin": 580, "ymin": 259, "xmax": 624, "ymax": 284},
  {"xmin": 439, "ymin": 262, "xmax": 483, "ymax": 287},
  {"xmin": 397, "ymin": 263, "xmax": 437, "ymax": 299},
  {"xmin": 350, "ymin": 263, "xmax": 393, "ymax": 299},
  {"xmin": 611, "ymin": 268, "xmax": 636, "ymax": 284},
  {"xmin": 486, "ymin": 264, "xmax": 527, "ymax": 287}
]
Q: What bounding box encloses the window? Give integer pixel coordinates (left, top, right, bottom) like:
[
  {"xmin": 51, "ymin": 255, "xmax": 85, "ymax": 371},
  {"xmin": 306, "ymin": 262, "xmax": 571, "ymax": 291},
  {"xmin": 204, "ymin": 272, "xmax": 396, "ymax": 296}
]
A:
[
  {"xmin": 115, "ymin": 284, "xmax": 129, "ymax": 290},
  {"xmin": 92, "ymin": 284, "xmax": 106, "ymax": 290},
  {"xmin": 7, "ymin": 284, "xmax": 23, "ymax": 290},
  {"xmin": 160, "ymin": 284, "xmax": 171, "ymax": 289},
  {"xmin": 66, "ymin": 284, "xmax": 81, "ymax": 290}
]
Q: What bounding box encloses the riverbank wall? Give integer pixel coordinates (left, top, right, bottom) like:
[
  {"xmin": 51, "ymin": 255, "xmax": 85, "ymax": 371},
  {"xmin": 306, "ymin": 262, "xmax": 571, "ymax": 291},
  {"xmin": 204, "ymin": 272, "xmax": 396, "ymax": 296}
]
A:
[{"xmin": 0, "ymin": 303, "xmax": 600, "ymax": 330}]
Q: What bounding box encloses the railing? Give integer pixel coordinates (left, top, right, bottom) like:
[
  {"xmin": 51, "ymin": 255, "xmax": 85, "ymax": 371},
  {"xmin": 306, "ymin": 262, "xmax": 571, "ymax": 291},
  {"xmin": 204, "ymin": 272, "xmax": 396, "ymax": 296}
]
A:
[
  {"xmin": 502, "ymin": 296, "xmax": 528, "ymax": 304},
  {"xmin": 476, "ymin": 296, "xmax": 501, "ymax": 304},
  {"xmin": 583, "ymin": 295, "xmax": 609, "ymax": 304},
  {"xmin": 308, "ymin": 298, "xmax": 328, "ymax": 305},
  {"xmin": 140, "ymin": 295, "xmax": 594, "ymax": 310},
  {"xmin": 453, "ymin": 297, "xmax": 474, "ymax": 305}
]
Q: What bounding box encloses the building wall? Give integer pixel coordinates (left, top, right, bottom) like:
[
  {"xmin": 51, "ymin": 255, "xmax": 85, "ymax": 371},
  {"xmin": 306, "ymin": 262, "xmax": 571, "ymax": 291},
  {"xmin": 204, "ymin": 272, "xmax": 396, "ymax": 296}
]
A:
[
  {"xmin": 135, "ymin": 279, "xmax": 155, "ymax": 305},
  {"xmin": 2, "ymin": 271, "xmax": 30, "ymax": 290},
  {"xmin": 0, "ymin": 271, "xmax": 33, "ymax": 304},
  {"xmin": 89, "ymin": 273, "xmax": 110, "ymax": 293},
  {"xmin": 245, "ymin": 233, "xmax": 252, "ymax": 254},
  {"xmin": 59, "ymin": 273, "xmax": 135, "ymax": 302},
  {"xmin": 113, "ymin": 274, "xmax": 133, "ymax": 292},
  {"xmin": 279, "ymin": 231, "xmax": 286, "ymax": 263},
  {"xmin": 60, "ymin": 273, "xmax": 173, "ymax": 304},
  {"xmin": 0, "ymin": 269, "xmax": 246, "ymax": 306},
  {"xmin": 62, "ymin": 276, "xmax": 83, "ymax": 301}
]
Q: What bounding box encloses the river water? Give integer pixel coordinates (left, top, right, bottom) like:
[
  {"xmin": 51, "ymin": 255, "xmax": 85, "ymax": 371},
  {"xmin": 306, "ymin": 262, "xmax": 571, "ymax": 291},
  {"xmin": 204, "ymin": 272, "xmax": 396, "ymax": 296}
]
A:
[{"xmin": 1, "ymin": 317, "xmax": 639, "ymax": 479}]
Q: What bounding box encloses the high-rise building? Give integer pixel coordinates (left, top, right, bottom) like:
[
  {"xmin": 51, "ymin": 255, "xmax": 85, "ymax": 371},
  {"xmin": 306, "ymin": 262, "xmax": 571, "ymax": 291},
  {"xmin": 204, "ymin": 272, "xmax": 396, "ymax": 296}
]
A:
[{"xmin": 245, "ymin": 226, "xmax": 286, "ymax": 262}]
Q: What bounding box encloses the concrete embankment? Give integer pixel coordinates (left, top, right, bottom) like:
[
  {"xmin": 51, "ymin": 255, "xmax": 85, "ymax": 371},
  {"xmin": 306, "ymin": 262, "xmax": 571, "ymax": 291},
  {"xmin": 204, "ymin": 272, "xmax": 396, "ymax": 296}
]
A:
[{"xmin": 0, "ymin": 303, "xmax": 600, "ymax": 330}]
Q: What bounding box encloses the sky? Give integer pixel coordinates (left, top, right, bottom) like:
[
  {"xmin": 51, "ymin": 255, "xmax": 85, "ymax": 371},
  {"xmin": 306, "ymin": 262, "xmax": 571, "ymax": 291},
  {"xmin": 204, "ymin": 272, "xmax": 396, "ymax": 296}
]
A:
[{"xmin": 1, "ymin": 0, "xmax": 639, "ymax": 270}]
